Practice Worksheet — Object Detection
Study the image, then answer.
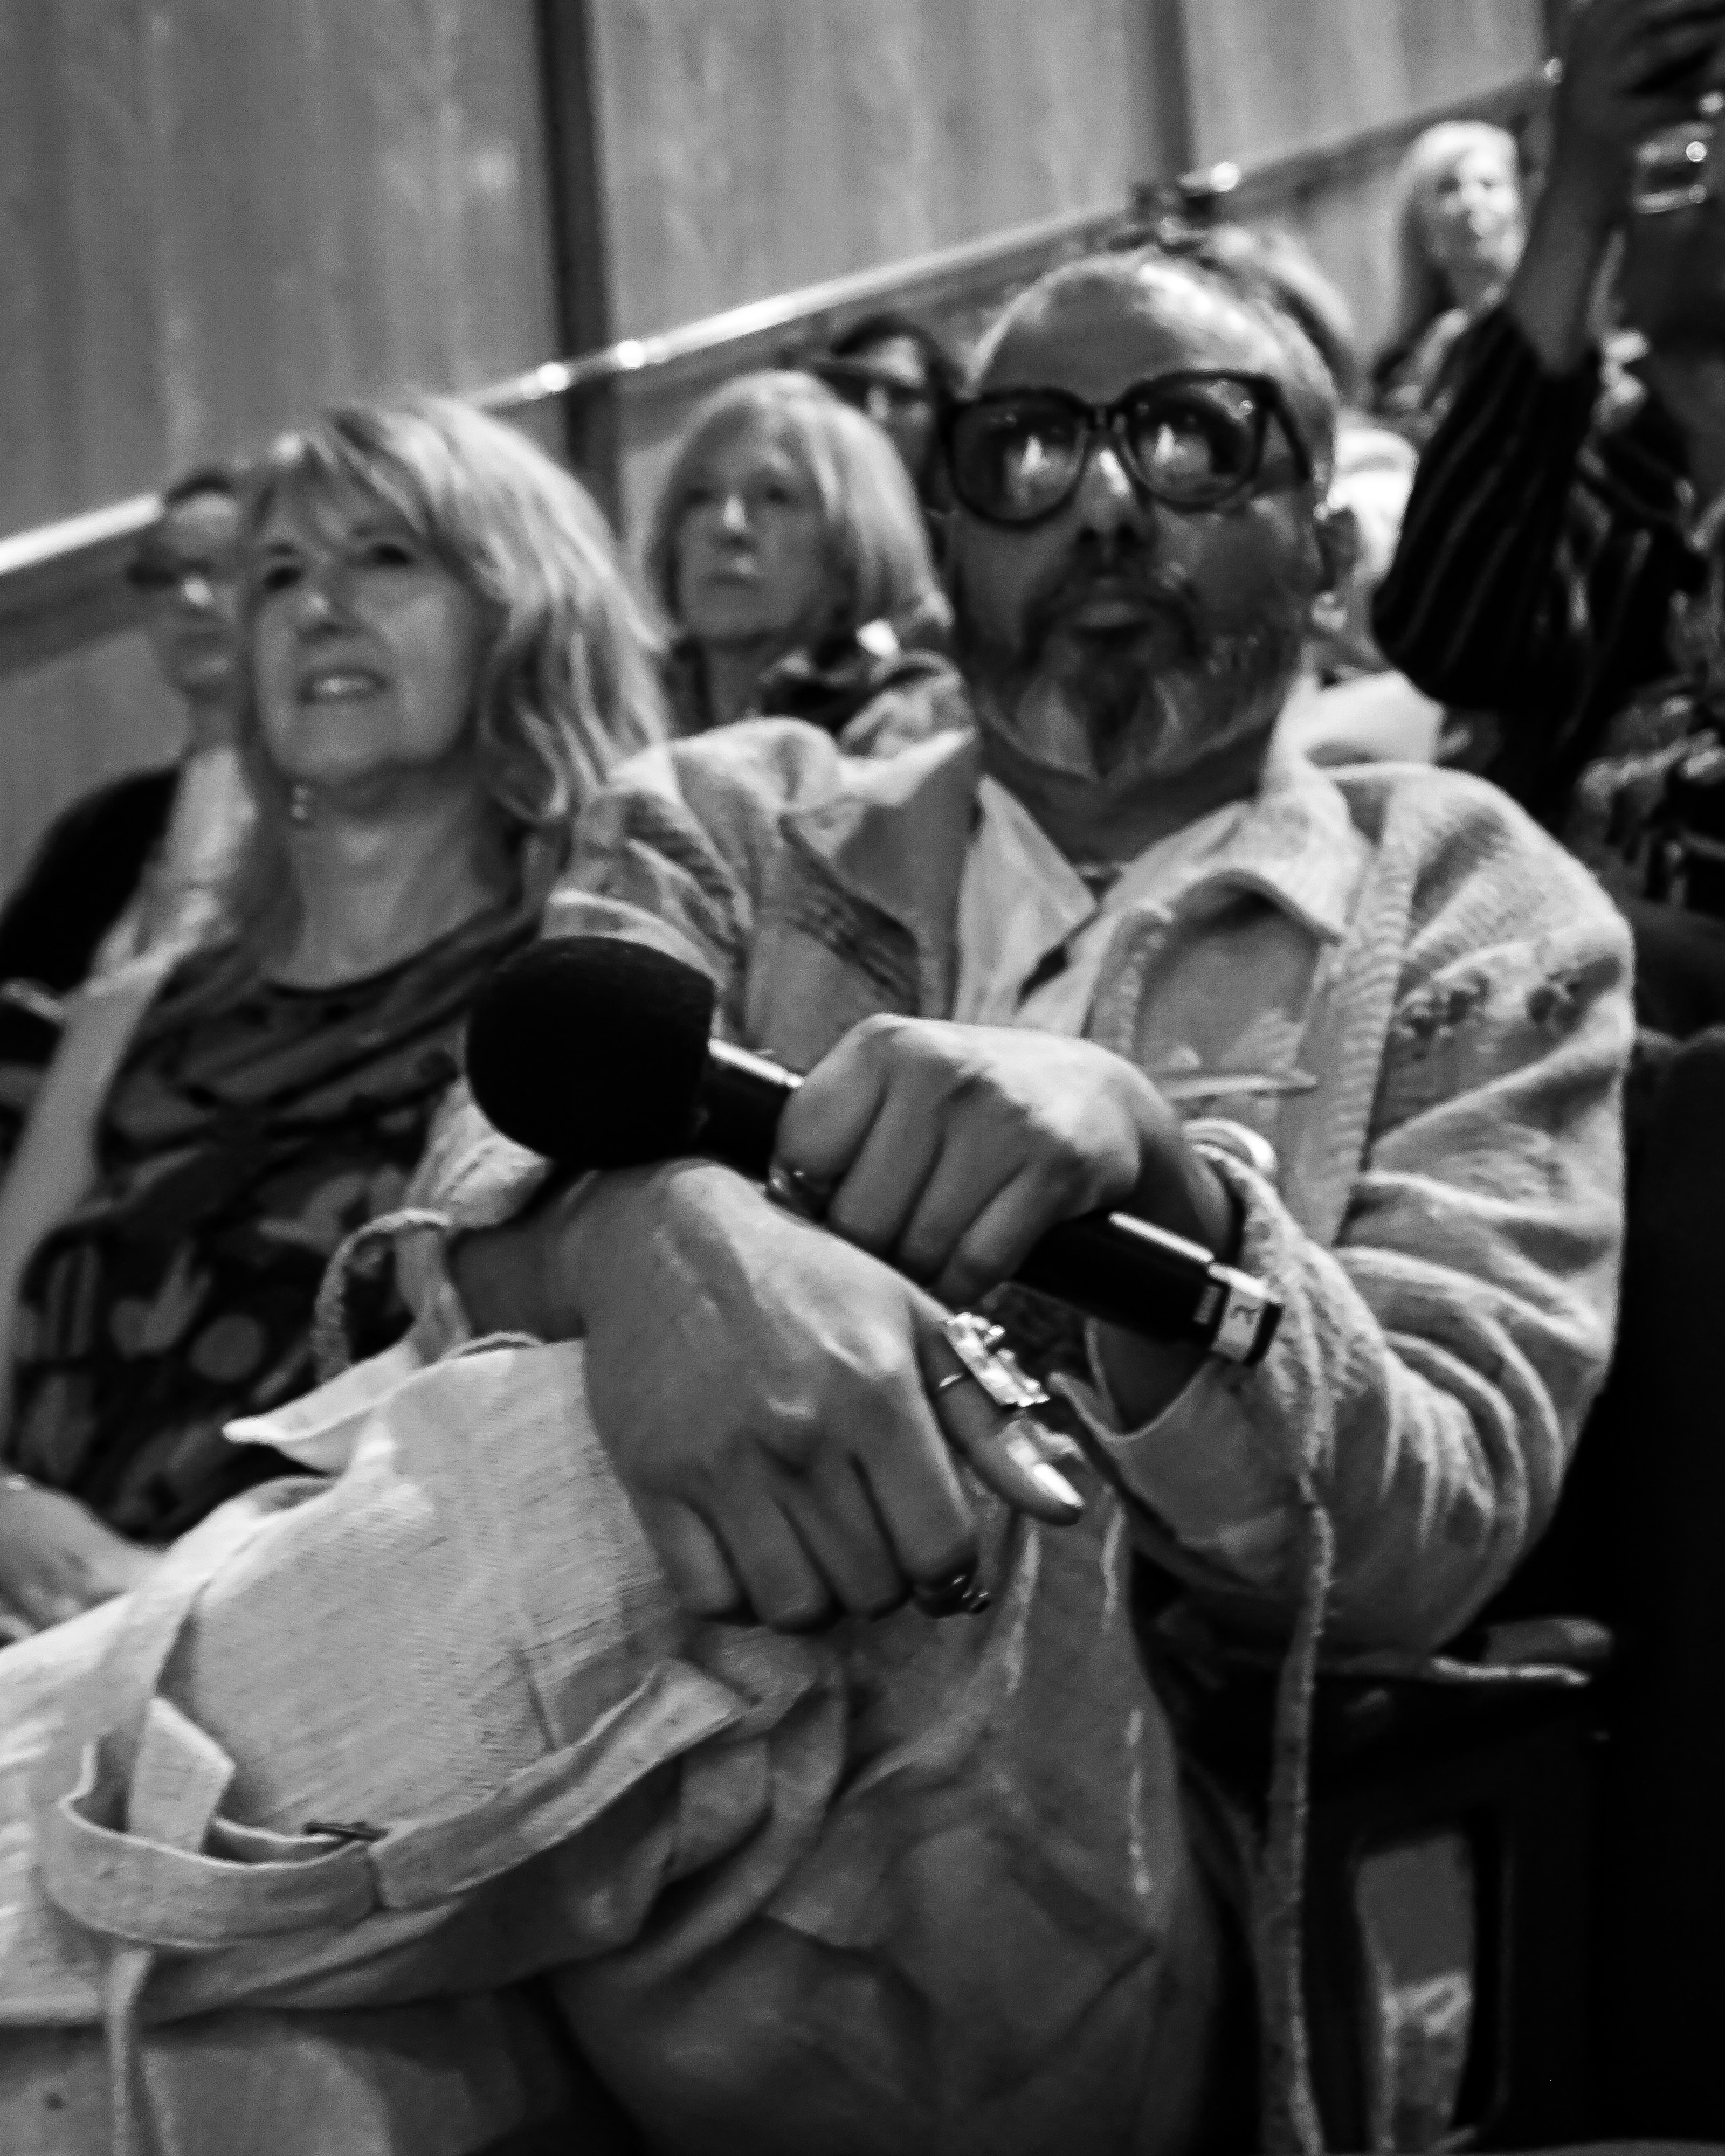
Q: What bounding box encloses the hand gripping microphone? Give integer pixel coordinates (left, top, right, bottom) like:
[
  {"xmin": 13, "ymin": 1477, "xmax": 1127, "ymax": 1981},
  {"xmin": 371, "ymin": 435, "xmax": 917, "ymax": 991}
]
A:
[{"xmin": 464, "ymin": 936, "xmax": 1282, "ymax": 1366}]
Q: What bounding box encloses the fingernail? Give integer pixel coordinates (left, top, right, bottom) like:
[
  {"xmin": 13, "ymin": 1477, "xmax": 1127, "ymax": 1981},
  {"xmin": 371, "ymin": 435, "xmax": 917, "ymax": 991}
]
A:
[
  {"xmin": 1004, "ymin": 1428, "xmax": 1082, "ymax": 1511},
  {"xmin": 1030, "ymin": 1461, "xmax": 1084, "ymax": 1511}
]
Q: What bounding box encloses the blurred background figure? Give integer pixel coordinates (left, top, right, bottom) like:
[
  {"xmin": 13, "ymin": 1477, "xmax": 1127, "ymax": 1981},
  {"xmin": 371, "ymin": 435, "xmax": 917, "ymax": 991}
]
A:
[
  {"xmin": 1375, "ymin": 0, "xmax": 1725, "ymax": 1035},
  {"xmin": 0, "ymin": 397, "xmax": 661, "ymax": 1642},
  {"xmin": 646, "ymin": 369, "xmax": 963, "ymax": 751},
  {"xmin": 1371, "ymin": 121, "xmax": 1527, "ymax": 436},
  {"xmin": 809, "ymin": 309, "xmax": 961, "ymax": 524},
  {"xmin": 0, "ymin": 466, "xmax": 255, "ymax": 1081}
]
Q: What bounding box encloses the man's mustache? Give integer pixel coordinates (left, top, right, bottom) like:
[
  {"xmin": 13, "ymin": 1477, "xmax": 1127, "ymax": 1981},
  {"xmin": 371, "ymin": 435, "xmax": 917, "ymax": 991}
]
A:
[{"xmin": 1019, "ymin": 546, "xmax": 1205, "ymax": 660}]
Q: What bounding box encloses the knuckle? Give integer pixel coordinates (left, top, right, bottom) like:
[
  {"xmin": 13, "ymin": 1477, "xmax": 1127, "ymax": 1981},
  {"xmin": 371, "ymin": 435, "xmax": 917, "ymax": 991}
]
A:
[
  {"xmin": 761, "ymin": 1586, "xmax": 837, "ymax": 1634},
  {"xmin": 851, "ymin": 1583, "xmax": 910, "ymax": 1623},
  {"xmin": 758, "ymin": 1407, "xmax": 827, "ymax": 1479},
  {"xmin": 855, "ymin": 1012, "xmax": 912, "ymax": 1058}
]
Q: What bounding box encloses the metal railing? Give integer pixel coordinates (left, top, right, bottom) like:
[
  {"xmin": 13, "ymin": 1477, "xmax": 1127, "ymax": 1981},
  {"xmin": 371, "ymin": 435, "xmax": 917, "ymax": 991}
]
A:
[{"xmin": 0, "ymin": 64, "xmax": 1549, "ymax": 687}]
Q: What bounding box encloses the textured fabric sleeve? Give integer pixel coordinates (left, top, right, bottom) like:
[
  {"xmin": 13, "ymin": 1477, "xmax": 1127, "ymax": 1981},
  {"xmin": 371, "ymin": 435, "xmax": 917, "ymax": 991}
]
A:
[
  {"xmin": 1079, "ymin": 793, "xmax": 1633, "ymax": 1653},
  {"xmin": 391, "ymin": 733, "xmax": 812, "ymax": 1293},
  {"xmin": 1371, "ymin": 308, "xmax": 1606, "ymax": 716}
]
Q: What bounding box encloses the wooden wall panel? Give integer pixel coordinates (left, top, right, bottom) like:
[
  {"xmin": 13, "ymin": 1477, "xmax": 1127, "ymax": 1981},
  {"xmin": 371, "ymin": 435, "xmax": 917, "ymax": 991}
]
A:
[
  {"xmin": 586, "ymin": 0, "xmax": 1150, "ymax": 538},
  {"xmin": 0, "ymin": 0, "xmax": 557, "ymax": 890},
  {"xmin": 1182, "ymin": 0, "xmax": 1546, "ymax": 168},
  {"xmin": 1179, "ymin": 0, "xmax": 1548, "ymax": 359}
]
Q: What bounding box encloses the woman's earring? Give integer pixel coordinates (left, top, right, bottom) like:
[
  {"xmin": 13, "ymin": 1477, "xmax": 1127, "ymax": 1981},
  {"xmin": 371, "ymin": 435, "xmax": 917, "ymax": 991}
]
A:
[
  {"xmin": 1309, "ymin": 588, "xmax": 1350, "ymax": 638},
  {"xmin": 288, "ymin": 783, "xmax": 315, "ymax": 827}
]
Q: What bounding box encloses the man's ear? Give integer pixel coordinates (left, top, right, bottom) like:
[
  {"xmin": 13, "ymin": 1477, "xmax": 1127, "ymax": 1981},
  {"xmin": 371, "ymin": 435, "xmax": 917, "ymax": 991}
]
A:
[{"xmin": 1312, "ymin": 497, "xmax": 1360, "ymax": 602}]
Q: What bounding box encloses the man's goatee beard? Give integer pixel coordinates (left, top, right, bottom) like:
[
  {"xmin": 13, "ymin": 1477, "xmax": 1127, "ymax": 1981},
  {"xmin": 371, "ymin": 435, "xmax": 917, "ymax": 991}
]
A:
[{"xmin": 962, "ymin": 611, "xmax": 1307, "ymax": 789}]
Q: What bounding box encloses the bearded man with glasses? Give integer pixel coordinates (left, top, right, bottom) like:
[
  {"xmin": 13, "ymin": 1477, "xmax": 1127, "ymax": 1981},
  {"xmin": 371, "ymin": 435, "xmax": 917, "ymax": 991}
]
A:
[{"xmin": 370, "ymin": 241, "xmax": 1634, "ymax": 2147}]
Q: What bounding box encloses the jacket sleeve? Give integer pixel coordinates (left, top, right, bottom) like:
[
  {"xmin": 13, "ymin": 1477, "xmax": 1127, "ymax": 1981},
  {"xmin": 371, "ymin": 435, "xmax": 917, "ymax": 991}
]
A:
[
  {"xmin": 1371, "ymin": 308, "xmax": 1609, "ymax": 720},
  {"xmin": 1080, "ymin": 795, "xmax": 1633, "ymax": 1653},
  {"xmin": 394, "ymin": 735, "xmax": 803, "ymax": 1271}
]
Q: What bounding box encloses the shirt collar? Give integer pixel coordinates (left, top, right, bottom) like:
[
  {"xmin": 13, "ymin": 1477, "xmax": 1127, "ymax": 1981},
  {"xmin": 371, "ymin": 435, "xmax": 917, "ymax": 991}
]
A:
[{"xmin": 780, "ymin": 714, "xmax": 1367, "ymax": 962}]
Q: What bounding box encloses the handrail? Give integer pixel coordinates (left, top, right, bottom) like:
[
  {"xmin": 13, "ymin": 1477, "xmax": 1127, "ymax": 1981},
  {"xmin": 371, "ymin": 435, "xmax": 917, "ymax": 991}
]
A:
[
  {"xmin": 0, "ymin": 63, "xmax": 1549, "ymax": 686},
  {"xmin": 472, "ymin": 198, "xmax": 1129, "ymax": 418}
]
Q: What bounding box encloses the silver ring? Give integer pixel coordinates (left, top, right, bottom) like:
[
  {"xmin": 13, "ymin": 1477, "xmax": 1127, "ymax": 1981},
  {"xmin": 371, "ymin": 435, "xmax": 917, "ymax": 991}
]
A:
[
  {"xmin": 764, "ymin": 1162, "xmax": 829, "ymax": 1220},
  {"xmin": 934, "ymin": 1312, "xmax": 1050, "ymax": 1413}
]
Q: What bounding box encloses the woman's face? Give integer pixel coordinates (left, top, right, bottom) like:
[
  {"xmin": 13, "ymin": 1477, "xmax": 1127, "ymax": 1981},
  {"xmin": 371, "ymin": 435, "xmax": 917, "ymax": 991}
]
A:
[
  {"xmin": 672, "ymin": 421, "xmax": 832, "ymax": 649},
  {"xmin": 1418, "ymin": 146, "xmax": 1523, "ymax": 288},
  {"xmin": 251, "ymin": 479, "xmax": 484, "ymax": 803}
]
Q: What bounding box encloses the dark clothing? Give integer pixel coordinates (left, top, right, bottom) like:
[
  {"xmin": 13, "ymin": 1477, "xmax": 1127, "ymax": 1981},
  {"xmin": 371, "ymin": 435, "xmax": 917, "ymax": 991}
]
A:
[
  {"xmin": 1490, "ymin": 1027, "xmax": 1725, "ymax": 2136},
  {"xmin": 3, "ymin": 901, "xmax": 535, "ymax": 1543},
  {"xmin": 662, "ymin": 630, "xmax": 966, "ymax": 757},
  {"xmin": 1373, "ymin": 307, "xmax": 1705, "ymax": 832},
  {"xmin": 0, "ymin": 766, "xmax": 178, "ymax": 1018}
]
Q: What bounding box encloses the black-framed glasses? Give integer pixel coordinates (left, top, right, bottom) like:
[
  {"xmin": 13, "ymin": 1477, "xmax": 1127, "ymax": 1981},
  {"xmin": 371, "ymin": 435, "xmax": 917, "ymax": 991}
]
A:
[{"xmin": 943, "ymin": 370, "xmax": 1312, "ymax": 528}]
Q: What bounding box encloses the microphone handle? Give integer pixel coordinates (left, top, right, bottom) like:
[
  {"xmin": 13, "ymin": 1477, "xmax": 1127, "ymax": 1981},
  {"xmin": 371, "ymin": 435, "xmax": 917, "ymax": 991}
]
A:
[{"xmin": 694, "ymin": 1042, "xmax": 1281, "ymax": 1369}]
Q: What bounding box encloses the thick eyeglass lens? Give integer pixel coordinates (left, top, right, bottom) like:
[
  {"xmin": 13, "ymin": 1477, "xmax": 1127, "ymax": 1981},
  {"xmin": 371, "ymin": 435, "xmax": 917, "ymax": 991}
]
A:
[
  {"xmin": 1124, "ymin": 383, "xmax": 1261, "ymax": 502},
  {"xmin": 954, "ymin": 400, "xmax": 1087, "ymax": 521}
]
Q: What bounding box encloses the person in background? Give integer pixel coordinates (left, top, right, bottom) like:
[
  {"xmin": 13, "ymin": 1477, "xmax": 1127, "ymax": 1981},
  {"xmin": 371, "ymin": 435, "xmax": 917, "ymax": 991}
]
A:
[
  {"xmin": 1370, "ymin": 120, "xmax": 1527, "ymax": 435},
  {"xmin": 0, "ymin": 396, "xmax": 661, "ymax": 1639},
  {"xmin": 0, "ymin": 466, "xmax": 255, "ymax": 1070},
  {"xmin": 430, "ymin": 238, "xmax": 1627, "ymax": 2148},
  {"xmin": 1374, "ymin": 0, "xmax": 1725, "ymax": 1031},
  {"xmin": 810, "ymin": 308, "xmax": 962, "ymax": 520},
  {"xmin": 647, "ymin": 369, "xmax": 963, "ymax": 753}
]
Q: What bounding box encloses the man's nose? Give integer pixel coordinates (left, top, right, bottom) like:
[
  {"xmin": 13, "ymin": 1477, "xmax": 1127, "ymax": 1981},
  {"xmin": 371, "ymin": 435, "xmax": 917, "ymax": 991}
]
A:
[{"xmin": 1074, "ymin": 441, "xmax": 1152, "ymax": 539}]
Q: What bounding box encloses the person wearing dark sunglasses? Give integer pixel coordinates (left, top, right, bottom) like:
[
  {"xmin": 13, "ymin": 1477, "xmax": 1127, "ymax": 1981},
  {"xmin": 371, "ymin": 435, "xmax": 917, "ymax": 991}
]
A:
[
  {"xmin": 445, "ymin": 241, "xmax": 1629, "ymax": 2149},
  {"xmin": 0, "ymin": 464, "xmax": 250, "ymax": 1080}
]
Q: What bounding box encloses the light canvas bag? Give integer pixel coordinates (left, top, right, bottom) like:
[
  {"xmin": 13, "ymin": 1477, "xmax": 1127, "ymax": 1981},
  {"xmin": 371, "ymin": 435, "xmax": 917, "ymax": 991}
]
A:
[{"xmin": 0, "ymin": 1336, "xmax": 1210, "ymax": 2156}]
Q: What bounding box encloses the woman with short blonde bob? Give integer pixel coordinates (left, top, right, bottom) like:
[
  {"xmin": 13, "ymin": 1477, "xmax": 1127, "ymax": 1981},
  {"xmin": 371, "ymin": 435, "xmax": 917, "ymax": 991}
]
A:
[
  {"xmin": 0, "ymin": 396, "xmax": 663, "ymax": 1636},
  {"xmin": 647, "ymin": 369, "xmax": 962, "ymax": 750}
]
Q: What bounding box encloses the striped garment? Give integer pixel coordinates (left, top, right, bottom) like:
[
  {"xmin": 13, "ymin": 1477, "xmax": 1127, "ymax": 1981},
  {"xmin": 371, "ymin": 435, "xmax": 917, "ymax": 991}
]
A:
[{"xmin": 1372, "ymin": 306, "xmax": 1706, "ymax": 831}]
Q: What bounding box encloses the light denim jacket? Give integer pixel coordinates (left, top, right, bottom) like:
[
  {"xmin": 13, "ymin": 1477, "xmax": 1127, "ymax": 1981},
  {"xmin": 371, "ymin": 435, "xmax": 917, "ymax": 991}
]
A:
[{"xmin": 436, "ymin": 717, "xmax": 1632, "ymax": 1656}]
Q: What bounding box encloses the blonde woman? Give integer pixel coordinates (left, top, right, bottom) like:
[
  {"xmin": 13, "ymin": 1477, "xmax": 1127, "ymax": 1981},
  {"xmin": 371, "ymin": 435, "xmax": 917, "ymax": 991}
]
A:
[
  {"xmin": 0, "ymin": 397, "xmax": 662, "ymax": 1634},
  {"xmin": 646, "ymin": 370, "xmax": 963, "ymax": 751},
  {"xmin": 1372, "ymin": 121, "xmax": 1527, "ymax": 432}
]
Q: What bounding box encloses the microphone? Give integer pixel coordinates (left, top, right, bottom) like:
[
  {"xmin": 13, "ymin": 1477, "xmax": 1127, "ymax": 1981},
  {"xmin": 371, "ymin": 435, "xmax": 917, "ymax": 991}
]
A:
[{"xmin": 465, "ymin": 936, "xmax": 1281, "ymax": 1366}]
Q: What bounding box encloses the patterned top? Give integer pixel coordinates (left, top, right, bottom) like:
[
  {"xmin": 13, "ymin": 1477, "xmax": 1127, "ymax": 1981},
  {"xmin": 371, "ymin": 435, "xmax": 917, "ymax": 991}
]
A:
[{"xmin": 3, "ymin": 901, "xmax": 535, "ymax": 1541}]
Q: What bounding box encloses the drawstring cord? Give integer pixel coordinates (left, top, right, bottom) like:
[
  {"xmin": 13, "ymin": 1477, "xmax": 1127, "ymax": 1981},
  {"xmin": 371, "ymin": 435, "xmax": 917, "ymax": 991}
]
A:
[
  {"xmin": 1254, "ymin": 1483, "xmax": 1337, "ymax": 2155},
  {"xmin": 104, "ymin": 1945, "xmax": 158, "ymax": 2156}
]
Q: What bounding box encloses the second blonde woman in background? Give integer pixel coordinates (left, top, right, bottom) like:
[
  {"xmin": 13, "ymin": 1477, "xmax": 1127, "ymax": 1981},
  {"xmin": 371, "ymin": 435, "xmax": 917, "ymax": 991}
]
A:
[
  {"xmin": 1372, "ymin": 120, "xmax": 1527, "ymax": 434},
  {"xmin": 646, "ymin": 370, "xmax": 964, "ymax": 754}
]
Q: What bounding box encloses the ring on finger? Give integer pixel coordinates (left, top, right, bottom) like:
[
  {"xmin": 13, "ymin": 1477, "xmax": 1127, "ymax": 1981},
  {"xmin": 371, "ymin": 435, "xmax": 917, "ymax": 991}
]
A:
[
  {"xmin": 912, "ymin": 1564, "xmax": 992, "ymax": 1619},
  {"xmin": 935, "ymin": 1312, "xmax": 1051, "ymax": 1413},
  {"xmin": 764, "ymin": 1162, "xmax": 831, "ymax": 1222}
]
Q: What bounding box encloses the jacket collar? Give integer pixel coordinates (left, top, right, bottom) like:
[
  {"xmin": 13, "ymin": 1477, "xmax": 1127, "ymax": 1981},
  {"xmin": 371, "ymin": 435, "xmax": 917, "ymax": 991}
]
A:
[
  {"xmin": 779, "ymin": 715, "xmax": 1367, "ymax": 990},
  {"xmin": 1170, "ymin": 736, "xmax": 1368, "ymax": 943}
]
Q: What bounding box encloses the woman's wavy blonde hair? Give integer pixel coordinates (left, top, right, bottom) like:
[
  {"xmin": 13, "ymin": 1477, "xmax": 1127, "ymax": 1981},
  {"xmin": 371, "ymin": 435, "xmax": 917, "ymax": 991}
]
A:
[
  {"xmin": 224, "ymin": 396, "xmax": 664, "ymax": 958},
  {"xmin": 643, "ymin": 370, "xmax": 943, "ymax": 647}
]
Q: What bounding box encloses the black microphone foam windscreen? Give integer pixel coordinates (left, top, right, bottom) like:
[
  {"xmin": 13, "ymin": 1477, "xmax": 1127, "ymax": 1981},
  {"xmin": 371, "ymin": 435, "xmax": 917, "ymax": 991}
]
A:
[{"xmin": 464, "ymin": 935, "xmax": 716, "ymax": 1168}]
